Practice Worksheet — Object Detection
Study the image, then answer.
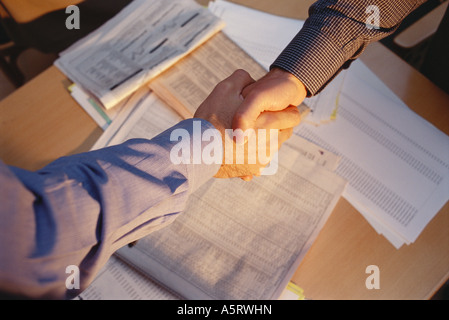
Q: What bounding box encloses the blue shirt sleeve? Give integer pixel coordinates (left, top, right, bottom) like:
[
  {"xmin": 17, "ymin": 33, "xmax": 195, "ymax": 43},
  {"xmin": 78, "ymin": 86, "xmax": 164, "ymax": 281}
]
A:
[{"xmin": 0, "ymin": 118, "xmax": 221, "ymax": 299}]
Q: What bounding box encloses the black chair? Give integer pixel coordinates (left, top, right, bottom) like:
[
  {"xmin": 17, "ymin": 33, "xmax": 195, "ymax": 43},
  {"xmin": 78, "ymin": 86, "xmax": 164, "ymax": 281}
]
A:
[
  {"xmin": 392, "ymin": 0, "xmax": 449, "ymax": 93},
  {"xmin": 0, "ymin": 21, "xmax": 26, "ymax": 87},
  {"xmin": 0, "ymin": 0, "xmax": 132, "ymax": 88}
]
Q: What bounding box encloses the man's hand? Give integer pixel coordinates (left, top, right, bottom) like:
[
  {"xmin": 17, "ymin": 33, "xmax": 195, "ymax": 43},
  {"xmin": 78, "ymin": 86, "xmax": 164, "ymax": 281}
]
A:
[
  {"xmin": 232, "ymin": 67, "xmax": 307, "ymax": 134},
  {"xmin": 194, "ymin": 69, "xmax": 301, "ymax": 180}
]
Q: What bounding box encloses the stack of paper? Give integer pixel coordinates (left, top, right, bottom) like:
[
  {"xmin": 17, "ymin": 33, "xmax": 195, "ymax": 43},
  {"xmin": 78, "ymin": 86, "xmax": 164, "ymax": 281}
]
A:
[
  {"xmin": 208, "ymin": 0, "xmax": 449, "ymax": 248},
  {"xmin": 68, "ymin": 84, "xmax": 148, "ymax": 130},
  {"xmin": 55, "ymin": 0, "xmax": 224, "ymax": 110}
]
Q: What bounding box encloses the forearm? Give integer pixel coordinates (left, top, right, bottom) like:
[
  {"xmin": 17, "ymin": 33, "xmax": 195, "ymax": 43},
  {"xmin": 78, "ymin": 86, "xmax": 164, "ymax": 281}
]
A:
[
  {"xmin": 272, "ymin": 0, "xmax": 427, "ymax": 96},
  {"xmin": 0, "ymin": 119, "xmax": 220, "ymax": 299}
]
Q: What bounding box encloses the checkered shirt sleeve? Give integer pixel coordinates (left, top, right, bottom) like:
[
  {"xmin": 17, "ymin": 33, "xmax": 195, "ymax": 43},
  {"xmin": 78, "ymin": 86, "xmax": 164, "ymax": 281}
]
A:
[{"xmin": 272, "ymin": 0, "xmax": 428, "ymax": 96}]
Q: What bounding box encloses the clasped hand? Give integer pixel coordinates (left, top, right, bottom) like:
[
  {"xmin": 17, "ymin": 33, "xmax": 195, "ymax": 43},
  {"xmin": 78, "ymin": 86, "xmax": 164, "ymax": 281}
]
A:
[{"xmin": 194, "ymin": 68, "xmax": 307, "ymax": 180}]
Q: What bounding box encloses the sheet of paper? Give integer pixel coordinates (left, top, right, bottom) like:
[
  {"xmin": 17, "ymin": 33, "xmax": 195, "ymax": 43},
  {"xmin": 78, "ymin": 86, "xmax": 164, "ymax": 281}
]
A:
[
  {"xmin": 117, "ymin": 143, "xmax": 346, "ymax": 299},
  {"xmin": 208, "ymin": 0, "xmax": 304, "ymax": 71},
  {"xmin": 55, "ymin": 0, "xmax": 224, "ymax": 109},
  {"xmin": 70, "ymin": 83, "xmax": 148, "ymax": 131},
  {"xmin": 294, "ymin": 60, "xmax": 449, "ymax": 247},
  {"xmin": 79, "ymin": 251, "xmax": 304, "ymax": 300},
  {"xmin": 91, "ymin": 91, "xmax": 183, "ymax": 150},
  {"xmin": 150, "ymin": 31, "xmax": 310, "ymax": 122},
  {"xmin": 76, "ymin": 255, "xmax": 179, "ymax": 300},
  {"xmin": 284, "ymin": 134, "xmax": 341, "ymax": 171},
  {"xmin": 304, "ymin": 71, "xmax": 347, "ymax": 125}
]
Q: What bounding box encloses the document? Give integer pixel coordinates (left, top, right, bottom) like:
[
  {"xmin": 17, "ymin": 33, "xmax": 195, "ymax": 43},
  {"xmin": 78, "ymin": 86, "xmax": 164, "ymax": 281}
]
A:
[
  {"xmin": 295, "ymin": 60, "xmax": 449, "ymax": 248},
  {"xmin": 55, "ymin": 0, "xmax": 224, "ymax": 109},
  {"xmin": 91, "ymin": 91, "xmax": 183, "ymax": 150},
  {"xmin": 79, "ymin": 255, "xmax": 305, "ymax": 300},
  {"xmin": 76, "ymin": 255, "xmax": 179, "ymax": 300},
  {"xmin": 150, "ymin": 31, "xmax": 310, "ymax": 120},
  {"xmin": 69, "ymin": 84, "xmax": 148, "ymax": 131},
  {"xmin": 208, "ymin": 0, "xmax": 304, "ymax": 71}
]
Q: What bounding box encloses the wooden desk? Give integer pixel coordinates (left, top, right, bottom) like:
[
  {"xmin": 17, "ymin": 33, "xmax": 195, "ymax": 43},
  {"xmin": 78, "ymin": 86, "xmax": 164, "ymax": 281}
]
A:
[{"xmin": 1, "ymin": 3, "xmax": 449, "ymax": 300}]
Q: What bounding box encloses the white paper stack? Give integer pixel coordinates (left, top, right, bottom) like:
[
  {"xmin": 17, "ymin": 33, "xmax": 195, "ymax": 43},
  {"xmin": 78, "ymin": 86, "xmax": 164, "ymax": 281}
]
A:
[{"xmin": 208, "ymin": 0, "xmax": 449, "ymax": 248}]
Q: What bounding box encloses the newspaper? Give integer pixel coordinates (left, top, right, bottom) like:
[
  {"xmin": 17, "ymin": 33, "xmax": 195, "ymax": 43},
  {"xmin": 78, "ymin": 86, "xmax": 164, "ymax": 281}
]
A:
[
  {"xmin": 55, "ymin": 0, "xmax": 224, "ymax": 109},
  {"xmin": 148, "ymin": 32, "xmax": 267, "ymax": 118}
]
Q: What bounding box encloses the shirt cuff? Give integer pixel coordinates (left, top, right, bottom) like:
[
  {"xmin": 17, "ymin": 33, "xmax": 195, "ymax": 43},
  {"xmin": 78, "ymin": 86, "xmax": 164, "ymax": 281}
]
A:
[
  {"xmin": 271, "ymin": 25, "xmax": 349, "ymax": 97},
  {"xmin": 154, "ymin": 118, "xmax": 222, "ymax": 194}
]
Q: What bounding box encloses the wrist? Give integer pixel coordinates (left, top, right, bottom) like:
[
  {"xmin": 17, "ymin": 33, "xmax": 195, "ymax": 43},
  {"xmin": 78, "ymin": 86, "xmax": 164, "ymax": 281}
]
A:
[{"xmin": 267, "ymin": 67, "xmax": 307, "ymax": 105}]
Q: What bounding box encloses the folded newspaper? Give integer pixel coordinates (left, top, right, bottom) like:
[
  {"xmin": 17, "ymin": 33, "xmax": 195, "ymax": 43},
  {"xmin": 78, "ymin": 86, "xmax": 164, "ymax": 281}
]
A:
[{"xmin": 55, "ymin": 0, "xmax": 224, "ymax": 109}]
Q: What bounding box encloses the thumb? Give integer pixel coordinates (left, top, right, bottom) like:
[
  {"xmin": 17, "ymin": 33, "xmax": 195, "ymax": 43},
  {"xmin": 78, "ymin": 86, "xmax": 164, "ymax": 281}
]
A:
[
  {"xmin": 231, "ymin": 89, "xmax": 266, "ymax": 133},
  {"xmin": 232, "ymin": 68, "xmax": 308, "ymax": 132},
  {"xmin": 232, "ymin": 86, "xmax": 288, "ymax": 133}
]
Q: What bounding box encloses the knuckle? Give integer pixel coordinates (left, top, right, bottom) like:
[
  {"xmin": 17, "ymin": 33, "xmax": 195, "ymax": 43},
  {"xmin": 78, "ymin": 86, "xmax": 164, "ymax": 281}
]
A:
[
  {"xmin": 233, "ymin": 69, "xmax": 249, "ymax": 77},
  {"xmin": 216, "ymin": 80, "xmax": 233, "ymax": 91}
]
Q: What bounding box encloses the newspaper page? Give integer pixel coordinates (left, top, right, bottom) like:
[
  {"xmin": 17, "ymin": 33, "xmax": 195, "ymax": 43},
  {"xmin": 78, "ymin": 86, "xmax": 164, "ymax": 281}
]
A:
[
  {"xmin": 55, "ymin": 0, "xmax": 224, "ymax": 109},
  {"xmin": 76, "ymin": 255, "xmax": 180, "ymax": 300},
  {"xmin": 148, "ymin": 32, "xmax": 268, "ymax": 118},
  {"xmin": 116, "ymin": 140, "xmax": 346, "ymax": 300}
]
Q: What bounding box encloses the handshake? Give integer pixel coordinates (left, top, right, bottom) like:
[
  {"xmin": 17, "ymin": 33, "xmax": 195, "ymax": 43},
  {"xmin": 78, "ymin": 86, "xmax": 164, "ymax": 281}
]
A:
[{"xmin": 193, "ymin": 68, "xmax": 307, "ymax": 181}]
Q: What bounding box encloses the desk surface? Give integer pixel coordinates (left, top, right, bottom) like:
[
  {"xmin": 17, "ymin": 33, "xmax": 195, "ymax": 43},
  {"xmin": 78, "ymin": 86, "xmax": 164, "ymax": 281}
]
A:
[{"xmin": 1, "ymin": 2, "xmax": 449, "ymax": 300}]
